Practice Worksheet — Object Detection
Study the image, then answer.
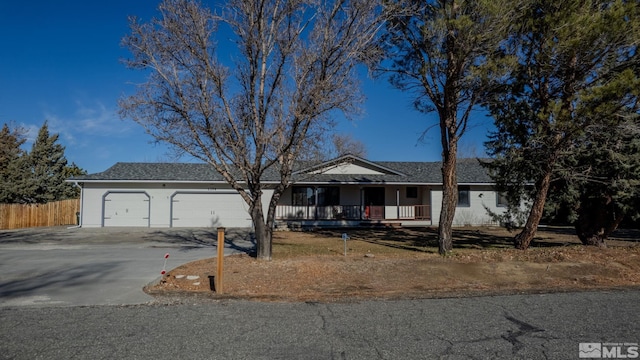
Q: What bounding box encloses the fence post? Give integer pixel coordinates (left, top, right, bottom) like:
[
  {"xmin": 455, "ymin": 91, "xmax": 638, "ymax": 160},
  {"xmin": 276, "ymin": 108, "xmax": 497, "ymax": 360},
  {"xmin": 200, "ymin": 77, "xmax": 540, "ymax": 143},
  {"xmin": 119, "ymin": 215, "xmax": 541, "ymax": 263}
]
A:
[{"xmin": 216, "ymin": 227, "xmax": 225, "ymax": 294}]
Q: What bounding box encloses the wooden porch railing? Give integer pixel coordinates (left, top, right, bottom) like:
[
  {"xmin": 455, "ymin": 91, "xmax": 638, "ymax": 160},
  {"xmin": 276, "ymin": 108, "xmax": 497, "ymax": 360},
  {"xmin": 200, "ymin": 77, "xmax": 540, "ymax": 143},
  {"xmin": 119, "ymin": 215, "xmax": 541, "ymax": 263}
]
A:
[
  {"xmin": 276, "ymin": 205, "xmax": 430, "ymax": 221},
  {"xmin": 276, "ymin": 205, "xmax": 362, "ymax": 220},
  {"xmin": 397, "ymin": 205, "xmax": 431, "ymax": 220}
]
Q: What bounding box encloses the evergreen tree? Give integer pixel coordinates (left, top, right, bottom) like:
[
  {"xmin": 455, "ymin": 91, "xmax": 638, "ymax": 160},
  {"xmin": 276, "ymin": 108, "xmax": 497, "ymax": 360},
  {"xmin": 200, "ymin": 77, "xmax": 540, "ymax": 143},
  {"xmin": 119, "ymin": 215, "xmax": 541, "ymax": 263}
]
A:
[
  {"xmin": 0, "ymin": 123, "xmax": 28, "ymax": 203},
  {"xmin": 482, "ymin": 0, "xmax": 640, "ymax": 249},
  {"xmin": 546, "ymin": 117, "xmax": 640, "ymax": 247},
  {"xmin": 62, "ymin": 162, "xmax": 87, "ymax": 199},
  {"xmin": 23, "ymin": 121, "xmax": 81, "ymax": 203}
]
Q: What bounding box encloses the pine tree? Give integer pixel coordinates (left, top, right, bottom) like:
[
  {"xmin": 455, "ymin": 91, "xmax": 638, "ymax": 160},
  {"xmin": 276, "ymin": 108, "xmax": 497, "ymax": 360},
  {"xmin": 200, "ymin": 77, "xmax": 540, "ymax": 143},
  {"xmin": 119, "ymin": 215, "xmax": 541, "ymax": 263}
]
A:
[
  {"xmin": 0, "ymin": 123, "xmax": 28, "ymax": 203},
  {"xmin": 23, "ymin": 121, "xmax": 80, "ymax": 203},
  {"xmin": 482, "ymin": 0, "xmax": 640, "ymax": 249},
  {"xmin": 546, "ymin": 117, "xmax": 640, "ymax": 247},
  {"xmin": 62, "ymin": 162, "xmax": 87, "ymax": 199}
]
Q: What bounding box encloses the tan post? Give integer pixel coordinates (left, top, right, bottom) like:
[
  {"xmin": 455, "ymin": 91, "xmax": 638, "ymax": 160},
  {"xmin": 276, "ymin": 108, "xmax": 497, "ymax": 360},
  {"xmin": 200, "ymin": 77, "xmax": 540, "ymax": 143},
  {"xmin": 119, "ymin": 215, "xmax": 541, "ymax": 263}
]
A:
[{"xmin": 216, "ymin": 227, "xmax": 225, "ymax": 293}]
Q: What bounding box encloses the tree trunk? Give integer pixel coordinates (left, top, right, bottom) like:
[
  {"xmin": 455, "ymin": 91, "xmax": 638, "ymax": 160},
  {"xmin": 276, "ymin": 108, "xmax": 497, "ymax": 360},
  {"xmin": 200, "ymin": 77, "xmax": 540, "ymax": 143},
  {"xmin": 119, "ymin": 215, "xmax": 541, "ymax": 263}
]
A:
[
  {"xmin": 514, "ymin": 167, "xmax": 553, "ymax": 250},
  {"xmin": 438, "ymin": 153, "xmax": 458, "ymax": 255},
  {"xmin": 576, "ymin": 227, "xmax": 607, "ymax": 247},
  {"xmin": 252, "ymin": 197, "xmax": 272, "ymax": 261},
  {"xmin": 575, "ymin": 195, "xmax": 625, "ymax": 248}
]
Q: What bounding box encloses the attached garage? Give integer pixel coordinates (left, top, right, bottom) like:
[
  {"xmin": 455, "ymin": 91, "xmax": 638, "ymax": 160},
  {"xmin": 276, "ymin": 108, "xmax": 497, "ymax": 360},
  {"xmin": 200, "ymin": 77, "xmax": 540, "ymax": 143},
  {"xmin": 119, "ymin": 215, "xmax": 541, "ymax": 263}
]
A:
[
  {"xmin": 102, "ymin": 191, "xmax": 150, "ymax": 227},
  {"xmin": 69, "ymin": 162, "xmax": 275, "ymax": 228},
  {"xmin": 170, "ymin": 192, "xmax": 252, "ymax": 228}
]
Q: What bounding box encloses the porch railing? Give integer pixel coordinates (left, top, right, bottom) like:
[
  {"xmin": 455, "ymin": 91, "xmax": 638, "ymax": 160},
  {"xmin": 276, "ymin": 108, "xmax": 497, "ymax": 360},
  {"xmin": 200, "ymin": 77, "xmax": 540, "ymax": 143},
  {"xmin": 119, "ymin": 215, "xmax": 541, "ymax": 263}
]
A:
[
  {"xmin": 397, "ymin": 205, "xmax": 431, "ymax": 220},
  {"xmin": 276, "ymin": 205, "xmax": 361, "ymax": 220},
  {"xmin": 275, "ymin": 205, "xmax": 430, "ymax": 221}
]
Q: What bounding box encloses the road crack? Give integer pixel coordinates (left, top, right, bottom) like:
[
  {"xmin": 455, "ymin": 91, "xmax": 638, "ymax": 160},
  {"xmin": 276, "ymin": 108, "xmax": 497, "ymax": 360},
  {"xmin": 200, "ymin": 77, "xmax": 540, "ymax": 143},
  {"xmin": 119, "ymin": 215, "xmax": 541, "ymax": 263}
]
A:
[{"xmin": 502, "ymin": 313, "xmax": 545, "ymax": 355}]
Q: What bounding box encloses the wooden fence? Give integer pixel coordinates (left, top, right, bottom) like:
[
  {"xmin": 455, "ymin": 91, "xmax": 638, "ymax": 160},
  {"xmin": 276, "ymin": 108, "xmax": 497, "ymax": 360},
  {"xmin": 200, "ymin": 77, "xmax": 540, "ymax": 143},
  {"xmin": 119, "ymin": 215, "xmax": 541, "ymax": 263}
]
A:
[{"xmin": 0, "ymin": 199, "xmax": 81, "ymax": 230}]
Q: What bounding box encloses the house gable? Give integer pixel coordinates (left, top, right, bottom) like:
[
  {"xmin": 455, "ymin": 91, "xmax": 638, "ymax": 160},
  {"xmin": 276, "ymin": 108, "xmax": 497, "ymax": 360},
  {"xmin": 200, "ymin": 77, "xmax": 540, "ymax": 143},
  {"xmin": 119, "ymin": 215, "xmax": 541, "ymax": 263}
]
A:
[
  {"xmin": 300, "ymin": 155, "xmax": 405, "ymax": 176},
  {"xmin": 313, "ymin": 162, "xmax": 385, "ymax": 175}
]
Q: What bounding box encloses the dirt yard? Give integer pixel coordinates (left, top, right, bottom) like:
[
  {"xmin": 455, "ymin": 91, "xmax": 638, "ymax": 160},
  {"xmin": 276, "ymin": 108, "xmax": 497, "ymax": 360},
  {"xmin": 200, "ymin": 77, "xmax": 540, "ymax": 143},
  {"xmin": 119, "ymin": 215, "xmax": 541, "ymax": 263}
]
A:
[{"xmin": 145, "ymin": 226, "xmax": 640, "ymax": 302}]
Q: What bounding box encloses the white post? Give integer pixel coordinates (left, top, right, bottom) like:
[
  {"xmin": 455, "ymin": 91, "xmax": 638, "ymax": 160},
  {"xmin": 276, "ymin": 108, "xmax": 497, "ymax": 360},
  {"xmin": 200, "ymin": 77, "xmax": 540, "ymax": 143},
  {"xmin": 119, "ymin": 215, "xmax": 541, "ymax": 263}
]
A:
[
  {"xmin": 396, "ymin": 188, "xmax": 400, "ymax": 219},
  {"xmin": 342, "ymin": 233, "xmax": 349, "ymax": 256}
]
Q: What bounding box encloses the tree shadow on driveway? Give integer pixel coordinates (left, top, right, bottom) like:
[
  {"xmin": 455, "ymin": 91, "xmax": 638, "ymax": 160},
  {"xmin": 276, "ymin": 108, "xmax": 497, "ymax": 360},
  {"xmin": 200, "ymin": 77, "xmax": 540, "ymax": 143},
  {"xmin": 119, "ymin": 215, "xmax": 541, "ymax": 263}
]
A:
[
  {"xmin": 0, "ymin": 227, "xmax": 84, "ymax": 245},
  {"xmin": 147, "ymin": 228, "xmax": 256, "ymax": 255},
  {"xmin": 0, "ymin": 227, "xmax": 257, "ymax": 255},
  {"xmin": 0, "ymin": 261, "xmax": 120, "ymax": 299}
]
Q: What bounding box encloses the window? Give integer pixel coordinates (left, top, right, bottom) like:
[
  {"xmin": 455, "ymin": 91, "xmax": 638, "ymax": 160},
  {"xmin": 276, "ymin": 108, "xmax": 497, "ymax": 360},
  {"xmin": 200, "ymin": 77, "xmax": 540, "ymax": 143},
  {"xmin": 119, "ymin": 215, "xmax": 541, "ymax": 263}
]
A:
[
  {"xmin": 292, "ymin": 186, "xmax": 315, "ymax": 206},
  {"xmin": 291, "ymin": 186, "xmax": 339, "ymax": 206},
  {"xmin": 317, "ymin": 187, "xmax": 340, "ymax": 206},
  {"xmin": 497, "ymin": 192, "xmax": 509, "ymax": 207},
  {"xmin": 406, "ymin": 187, "xmax": 418, "ymax": 199},
  {"xmin": 457, "ymin": 186, "xmax": 470, "ymax": 207}
]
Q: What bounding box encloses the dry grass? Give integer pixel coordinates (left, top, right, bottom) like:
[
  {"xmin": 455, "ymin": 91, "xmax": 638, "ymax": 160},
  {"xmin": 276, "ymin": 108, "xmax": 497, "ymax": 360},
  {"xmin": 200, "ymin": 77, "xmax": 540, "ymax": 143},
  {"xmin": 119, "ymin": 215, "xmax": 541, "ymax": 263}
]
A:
[{"xmin": 146, "ymin": 226, "xmax": 640, "ymax": 302}]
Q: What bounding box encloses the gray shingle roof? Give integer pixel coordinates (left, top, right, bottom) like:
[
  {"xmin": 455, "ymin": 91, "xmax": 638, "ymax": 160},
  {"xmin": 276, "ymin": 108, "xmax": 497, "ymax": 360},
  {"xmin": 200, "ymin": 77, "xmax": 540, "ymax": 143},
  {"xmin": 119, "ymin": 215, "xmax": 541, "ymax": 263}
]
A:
[
  {"xmin": 72, "ymin": 163, "xmax": 231, "ymax": 182},
  {"xmin": 71, "ymin": 158, "xmax": 493, "ymax": 184}
]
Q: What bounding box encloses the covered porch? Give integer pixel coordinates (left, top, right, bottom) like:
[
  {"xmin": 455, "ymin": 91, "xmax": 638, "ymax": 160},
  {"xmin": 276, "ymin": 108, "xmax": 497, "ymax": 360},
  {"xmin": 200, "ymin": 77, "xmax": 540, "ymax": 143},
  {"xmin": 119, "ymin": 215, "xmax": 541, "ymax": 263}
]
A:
[
  {"xmin": 275, "ymin": 204, "xmax": 431, "ymax": 221},
  {"xmin": 275, "ymin": 184, "xmax": 432, "ymax": 224}
]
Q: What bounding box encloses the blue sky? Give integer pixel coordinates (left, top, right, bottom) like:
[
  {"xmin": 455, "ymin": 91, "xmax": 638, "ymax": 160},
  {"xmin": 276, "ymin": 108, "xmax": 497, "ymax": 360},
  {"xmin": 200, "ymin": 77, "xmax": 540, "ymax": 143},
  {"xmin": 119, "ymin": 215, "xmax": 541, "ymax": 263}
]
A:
[{"xmin": 0, "ymin": 1, "xmax": 494, "ymax": 174}]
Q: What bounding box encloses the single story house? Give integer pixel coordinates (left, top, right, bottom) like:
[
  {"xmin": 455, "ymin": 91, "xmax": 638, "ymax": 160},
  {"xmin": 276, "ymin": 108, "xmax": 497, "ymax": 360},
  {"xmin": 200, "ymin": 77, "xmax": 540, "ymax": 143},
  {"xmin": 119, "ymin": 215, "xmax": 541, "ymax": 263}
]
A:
[{"xmin": 68, "ymin": 155, "xmax": 509, "ymax": 229}]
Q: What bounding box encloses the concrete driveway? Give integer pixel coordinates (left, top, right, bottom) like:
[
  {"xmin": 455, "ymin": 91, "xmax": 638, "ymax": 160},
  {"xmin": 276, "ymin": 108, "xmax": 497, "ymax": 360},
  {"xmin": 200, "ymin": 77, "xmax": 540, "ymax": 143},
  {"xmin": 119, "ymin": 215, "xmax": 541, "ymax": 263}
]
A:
[{"xmin": 0, "ymin": 227, "xmax": 254, "ymax": 307}]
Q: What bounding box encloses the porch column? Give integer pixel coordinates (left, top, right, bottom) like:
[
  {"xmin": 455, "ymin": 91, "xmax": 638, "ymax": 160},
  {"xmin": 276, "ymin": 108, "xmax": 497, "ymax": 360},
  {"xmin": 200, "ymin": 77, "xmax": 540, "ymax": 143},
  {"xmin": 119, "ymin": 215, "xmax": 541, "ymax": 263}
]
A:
[
  {"xmin": 396, "ymin": 188, "xmax": 400, "ymax": 219},
  {"xmin": 360, "ymin": 187, "xmax": 364, "ymax": 220},
  {"xmin": 313, "ymin": 187, "xmax": 318, "ymax": 220}
]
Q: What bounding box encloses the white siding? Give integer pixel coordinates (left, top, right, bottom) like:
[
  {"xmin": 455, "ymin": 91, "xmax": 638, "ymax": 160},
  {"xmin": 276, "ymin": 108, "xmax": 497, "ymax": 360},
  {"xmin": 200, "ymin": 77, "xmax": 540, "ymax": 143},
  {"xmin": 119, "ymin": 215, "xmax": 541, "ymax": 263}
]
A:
[
  {"xmin": 80, "ymin": 182, "xmax": 272, "ymax": 228},
  {"xmin": 171, "ymin": 192, "xmax": 251, "ymax": 228},
  {"xmin": 430, "ymin": 185, "xmax": 506, "ymax": 226}
]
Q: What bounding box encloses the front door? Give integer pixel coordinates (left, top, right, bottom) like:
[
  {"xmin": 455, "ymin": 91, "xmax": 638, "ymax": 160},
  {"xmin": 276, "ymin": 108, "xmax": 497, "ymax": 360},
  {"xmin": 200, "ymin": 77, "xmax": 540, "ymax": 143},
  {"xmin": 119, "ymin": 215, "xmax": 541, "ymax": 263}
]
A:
[{"xmin": 363, "ymin": 187, "xmax": 385, "ymax": 219}]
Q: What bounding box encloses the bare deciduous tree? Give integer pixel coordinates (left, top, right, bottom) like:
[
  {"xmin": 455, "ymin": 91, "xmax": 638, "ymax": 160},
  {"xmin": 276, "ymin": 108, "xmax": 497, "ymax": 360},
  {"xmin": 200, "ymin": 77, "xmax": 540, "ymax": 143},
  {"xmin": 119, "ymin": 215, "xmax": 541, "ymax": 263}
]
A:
[
  {"xmin": 120, "ymin": 0, "xmax": 382, "ymax": 260},
  {"xmin": 325, "ymin": 133, "xmax": 367, "ymax": 159},
  {"xmin": 295, "ymin": 132, "xmax": 367, "ymax": 161}
]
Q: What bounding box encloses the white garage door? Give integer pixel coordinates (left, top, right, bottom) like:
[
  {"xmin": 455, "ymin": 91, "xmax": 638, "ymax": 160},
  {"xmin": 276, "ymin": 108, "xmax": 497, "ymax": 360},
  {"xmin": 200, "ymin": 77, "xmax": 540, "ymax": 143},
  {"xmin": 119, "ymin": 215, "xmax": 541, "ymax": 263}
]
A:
[
  {"xmin": 171, "ymin": 192, "xmax": 252, "ymax": 228},
  {"xmin": 103, "ymin": 192, "xmax": 150, "ymax": 227}
]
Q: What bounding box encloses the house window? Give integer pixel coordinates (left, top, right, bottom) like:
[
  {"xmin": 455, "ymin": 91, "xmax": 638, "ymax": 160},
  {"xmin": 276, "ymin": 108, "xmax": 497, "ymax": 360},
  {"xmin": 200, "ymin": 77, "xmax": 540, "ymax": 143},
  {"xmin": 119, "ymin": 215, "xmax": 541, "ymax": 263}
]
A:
[
  {"xmin": 317, "ymin": 187, "xmax": 340, "ymax": 206},
  {"xmin": 291, "ymin": 186, "xmax": 339, "ymax": 206},
  {"xmin": 292, "ymin": 186, "xmax": 315, "ymax": 206},
  {"xmin": 497, "ymin": 192, "xmax": 509, "ymax": 207},
  {"xmin": 406, "ymin": 187, "xmax": 418, "ymax": 199},
  {"xmin": 457, "ymin": 186, "xmax": 470, "ymax": 207}
]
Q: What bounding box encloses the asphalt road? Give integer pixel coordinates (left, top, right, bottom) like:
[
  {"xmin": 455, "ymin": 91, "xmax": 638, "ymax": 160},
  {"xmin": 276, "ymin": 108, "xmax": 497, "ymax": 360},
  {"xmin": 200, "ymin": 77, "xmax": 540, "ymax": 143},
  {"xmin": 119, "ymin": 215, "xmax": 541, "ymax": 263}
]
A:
[
  {"xmin": 2, "ymin": 227, "xmax": 639, "ymax": 359},
  {"xmin": 0, "ymin": 226, "xmax": 254, "ymax": 307},
  {"xmin": 1, "ymin": 290, "xmax": 639, "ymax": 359}
]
